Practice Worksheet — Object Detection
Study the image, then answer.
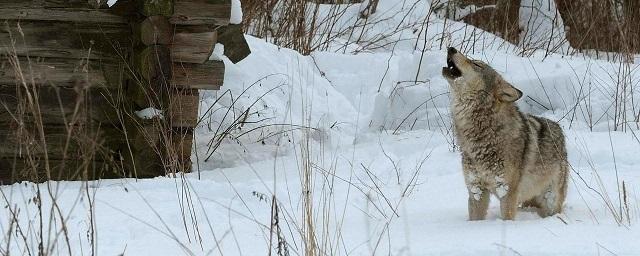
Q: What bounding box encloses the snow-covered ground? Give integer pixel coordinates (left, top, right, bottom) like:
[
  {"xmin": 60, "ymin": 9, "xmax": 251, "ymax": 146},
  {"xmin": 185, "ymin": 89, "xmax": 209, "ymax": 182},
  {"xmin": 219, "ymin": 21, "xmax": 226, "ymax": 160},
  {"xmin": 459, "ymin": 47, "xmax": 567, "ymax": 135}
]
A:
[{"xmin": 2, "ymin": 1, "xmax": 640, "ymax": 255}]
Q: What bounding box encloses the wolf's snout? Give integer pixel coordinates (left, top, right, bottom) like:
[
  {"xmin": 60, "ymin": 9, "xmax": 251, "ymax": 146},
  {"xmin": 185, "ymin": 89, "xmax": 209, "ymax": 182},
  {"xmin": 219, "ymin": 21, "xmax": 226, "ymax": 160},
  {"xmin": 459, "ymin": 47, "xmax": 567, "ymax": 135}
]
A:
[{"xmin": 442, "ymin": 47, "xmax": 462, "ymax": 79}]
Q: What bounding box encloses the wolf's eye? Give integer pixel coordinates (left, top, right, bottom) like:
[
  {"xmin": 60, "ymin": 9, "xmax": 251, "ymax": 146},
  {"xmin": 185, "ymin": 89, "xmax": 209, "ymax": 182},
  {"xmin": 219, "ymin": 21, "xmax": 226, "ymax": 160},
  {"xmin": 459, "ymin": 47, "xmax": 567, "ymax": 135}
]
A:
[{"xmin": 472, "ymin": 62, "xmax": 483, "ymax": 69}]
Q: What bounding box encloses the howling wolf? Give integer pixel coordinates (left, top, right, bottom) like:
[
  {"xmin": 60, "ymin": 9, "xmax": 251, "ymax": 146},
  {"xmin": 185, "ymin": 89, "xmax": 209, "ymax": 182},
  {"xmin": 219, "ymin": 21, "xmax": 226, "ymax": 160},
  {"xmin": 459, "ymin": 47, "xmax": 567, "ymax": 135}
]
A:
[{"xmin": 442, "ymin": 47, "xmax": 569, "ymax": 220}]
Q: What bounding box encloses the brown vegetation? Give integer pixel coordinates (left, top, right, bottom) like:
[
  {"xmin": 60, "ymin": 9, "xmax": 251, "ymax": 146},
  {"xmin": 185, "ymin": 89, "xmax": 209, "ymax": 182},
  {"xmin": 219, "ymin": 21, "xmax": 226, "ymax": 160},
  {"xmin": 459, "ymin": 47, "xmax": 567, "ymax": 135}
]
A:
[
  {"xmin": 448, "ymin": 0, "xmax": 640, "ymax": 56},
  {"xmin": 556, "ymin": 0, "xmax": 640, "ymax": 55}
]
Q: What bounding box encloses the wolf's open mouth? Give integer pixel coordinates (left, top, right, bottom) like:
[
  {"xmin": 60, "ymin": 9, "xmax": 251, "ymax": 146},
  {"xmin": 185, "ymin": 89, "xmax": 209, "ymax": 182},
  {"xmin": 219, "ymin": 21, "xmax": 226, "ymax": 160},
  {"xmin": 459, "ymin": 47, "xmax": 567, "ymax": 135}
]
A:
[{"xmin": 443, "ymin": 56, "xmax": 462, "ymax": 79}]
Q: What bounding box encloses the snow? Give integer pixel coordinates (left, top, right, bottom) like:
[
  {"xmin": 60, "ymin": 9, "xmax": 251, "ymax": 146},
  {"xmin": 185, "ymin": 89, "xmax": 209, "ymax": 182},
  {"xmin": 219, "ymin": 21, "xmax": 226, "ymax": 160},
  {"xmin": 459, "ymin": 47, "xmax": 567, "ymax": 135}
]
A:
[
  {"xmin": 230, "ymin": 0, "xmax": 243, "ymax": 24},
  {"xmin": 2, "ymin": 0, "xmax": 640, "ymax": 255},
  {"xmin": 135, "ymin": 107, "xmax": 164, "ymax": 119},
  {"xmin": 470, "ymin": 186, "xmax": 483, "ymax": 201},
  {"xmin": 496, "ymin": 184, "xmax": 509, "ymax": 198},
  {"xmin": 495, "ymin": 176, "xmax": 509, "ymax": 198},
  {"xmin": 209, "ymin": 43, "xmax": 225, "ymax": 61},
  {"xmin": 519, "ymin": 0, "xmax": 571, "ymax": 55},
  {"xmin": 450, "ymin": 4, "xmax": 498, "ymax": 21}
]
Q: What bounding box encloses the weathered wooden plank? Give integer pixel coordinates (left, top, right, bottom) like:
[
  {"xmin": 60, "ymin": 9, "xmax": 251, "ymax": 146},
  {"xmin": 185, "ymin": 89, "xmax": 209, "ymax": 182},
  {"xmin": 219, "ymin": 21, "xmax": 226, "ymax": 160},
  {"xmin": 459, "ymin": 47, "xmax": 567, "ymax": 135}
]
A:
[
  {"xmin": 0, "ymin": 21, "xmax": 131, "ymax": 60},
  {"xmin": 0, "ymin": 158, "xmax": 118, "ymax": 184},
  {"xmin": 140, "ymin": 22, "xmax": 218, "ymax": 63},
  {"xmin": 0, "ymin": 85, "xmax": 121, "ymax": 125},
  {"xmin": 170, "ymin": 0, "xmax": 231, "ymax": 26},
  {"xmin": 0, "ymin": 5, "xmax": 127, "ymax": 24},
  {"xmin": 167, "ymin": 89, "xmax": 199, "ymax": 127},
  {"xmin": 172, "ymin": 60, "xmax": 223, "ymax": 90},
  {"xmin": 0, "ymin": 124, "xmax": 124, "ymax": 159},
  {"xmin": 0, "ymin": 56, "xmax": 122, "ymax": 89},
  {"xmin": 1, "ymin": 1, "xmax": 91, "ymax": 8},
  {"xmin": 171, "ymin": 26, "xmax": 217, "ymax": 63},
  {"xmin": 217, "ymin": 24, "xmax": 250, "ymax": 63}
]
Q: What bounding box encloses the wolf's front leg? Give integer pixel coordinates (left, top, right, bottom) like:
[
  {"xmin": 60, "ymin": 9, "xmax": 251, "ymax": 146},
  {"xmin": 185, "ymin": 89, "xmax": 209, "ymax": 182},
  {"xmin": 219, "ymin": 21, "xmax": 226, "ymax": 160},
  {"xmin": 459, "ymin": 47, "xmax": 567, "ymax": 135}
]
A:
[
  {"xmin": 468, "ymin": 185, "xmax": 489, "ymax": 220},
  {"xmin": 499, "ymin": 189, "xmax": 519, "ymax": 220}
]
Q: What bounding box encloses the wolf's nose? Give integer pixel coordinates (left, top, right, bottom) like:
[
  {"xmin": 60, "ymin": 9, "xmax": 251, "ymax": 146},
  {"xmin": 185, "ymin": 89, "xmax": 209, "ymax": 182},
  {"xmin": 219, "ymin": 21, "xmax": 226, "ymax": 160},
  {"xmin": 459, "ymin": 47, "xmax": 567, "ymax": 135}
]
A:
[{"xmin": 448, "ymin": 47, "xmax": 458, "ymax": 55}]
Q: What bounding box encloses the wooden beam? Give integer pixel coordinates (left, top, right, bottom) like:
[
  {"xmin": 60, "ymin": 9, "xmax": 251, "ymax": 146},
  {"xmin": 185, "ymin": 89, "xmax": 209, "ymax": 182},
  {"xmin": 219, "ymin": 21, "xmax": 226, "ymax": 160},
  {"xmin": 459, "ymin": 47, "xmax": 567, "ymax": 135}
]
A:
[
  {"xmin": 167, "ymin": 89, "xmax": 199, "ymax": 127},
  {"xmin": 0, "ymin": 85, "xmax": 122, "ymax": 125},
  {"xmin": 0, "ymin": 21, "xmax": 131, "ymax": 60},
  {"xmin": 0, "ymin": 5, "xmax": 127, "ymax": 24},
  {"xmin": 217, "ymin": 24, "xmax": 250, "ymax": 63},
  {"xmin": 2, "ymin": 1, "xmax": 94, "ymax": 8},
  {"xmin": 0, "ymin": 56, "xmax": 123, "ymax": 89},
  {"xmin": 0, "ymin": 124, "xmax": 124, "ymax": 159},
  {"xmin": 170, "ymin": 0, "xmax": 231, "ymax": 26},
  {"xmin": 0, "ymin": 158, "xmax": 117, "ymax": 184},
  {"xmin": 172, "ymin": 60, "xmax": 224, "ymax": 90},
  {"xmin": 171, "ymin": 26, "xmax": 217, "ymax": 63}
]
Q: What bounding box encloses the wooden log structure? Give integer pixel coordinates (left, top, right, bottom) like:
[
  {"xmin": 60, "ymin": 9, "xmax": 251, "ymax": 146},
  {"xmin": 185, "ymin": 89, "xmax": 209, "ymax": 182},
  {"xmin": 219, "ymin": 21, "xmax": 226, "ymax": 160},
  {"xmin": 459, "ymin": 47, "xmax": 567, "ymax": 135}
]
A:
[{"xmin": 0, "ymin": 0, "xmax": 247, "ymax": 184}]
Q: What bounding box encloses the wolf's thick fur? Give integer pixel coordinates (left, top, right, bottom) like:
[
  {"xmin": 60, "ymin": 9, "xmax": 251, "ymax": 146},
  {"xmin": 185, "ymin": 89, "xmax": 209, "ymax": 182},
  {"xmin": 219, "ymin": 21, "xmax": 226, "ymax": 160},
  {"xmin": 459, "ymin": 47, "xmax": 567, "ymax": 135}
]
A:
[{"xmin": 442, "ymin": 48, "xmax": 569, "ymax": 220}]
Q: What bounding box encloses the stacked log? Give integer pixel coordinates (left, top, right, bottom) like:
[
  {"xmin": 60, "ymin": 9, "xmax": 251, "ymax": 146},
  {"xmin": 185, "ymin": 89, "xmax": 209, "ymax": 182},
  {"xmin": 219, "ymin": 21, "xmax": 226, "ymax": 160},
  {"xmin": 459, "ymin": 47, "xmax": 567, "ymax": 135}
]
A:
[
  {"xmin": 0, "ymin": 1, "xmax": 130, "ymax": 182},
  {"xmin": 122, "ymin": 0, "xmax": 228, "ymax": 177},
  {"xmin": 0, "ymin": 0, "xmax": 232, "ymax": 183}
]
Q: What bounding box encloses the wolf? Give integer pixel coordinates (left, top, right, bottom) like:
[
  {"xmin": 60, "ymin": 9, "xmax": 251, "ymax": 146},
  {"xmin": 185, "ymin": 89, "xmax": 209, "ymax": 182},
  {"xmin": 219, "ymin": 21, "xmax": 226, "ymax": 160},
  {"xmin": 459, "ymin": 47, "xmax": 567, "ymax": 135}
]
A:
[{"xmin": 441, "ymin": 47, "xmax": 569, "ymax": 220}]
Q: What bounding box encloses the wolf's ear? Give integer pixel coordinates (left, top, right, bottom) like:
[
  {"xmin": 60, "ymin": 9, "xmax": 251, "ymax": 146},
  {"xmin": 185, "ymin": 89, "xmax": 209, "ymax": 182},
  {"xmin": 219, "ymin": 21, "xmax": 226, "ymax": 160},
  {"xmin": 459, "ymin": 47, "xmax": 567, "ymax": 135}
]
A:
[{"xmin": 497, "ymin": 82, "xmax": 523, "ymax": 102}]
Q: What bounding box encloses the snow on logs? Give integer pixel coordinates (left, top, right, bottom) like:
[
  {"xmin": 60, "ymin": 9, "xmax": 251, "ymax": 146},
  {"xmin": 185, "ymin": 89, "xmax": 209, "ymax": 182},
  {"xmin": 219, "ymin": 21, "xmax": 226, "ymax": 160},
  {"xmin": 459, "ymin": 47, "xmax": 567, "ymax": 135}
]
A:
[{"xmin": 0, "ymin": 0, "xmax": 234, "ymax": 182}]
